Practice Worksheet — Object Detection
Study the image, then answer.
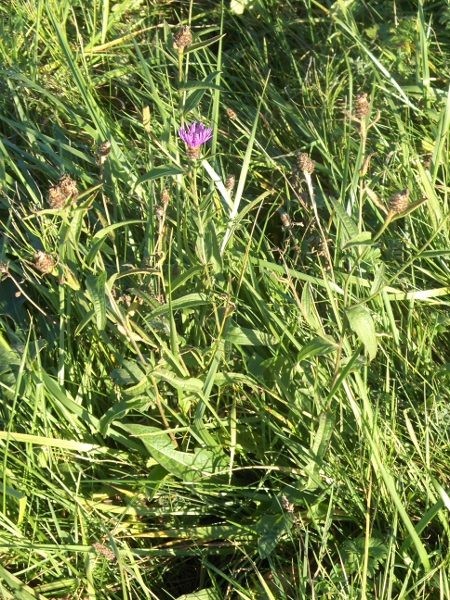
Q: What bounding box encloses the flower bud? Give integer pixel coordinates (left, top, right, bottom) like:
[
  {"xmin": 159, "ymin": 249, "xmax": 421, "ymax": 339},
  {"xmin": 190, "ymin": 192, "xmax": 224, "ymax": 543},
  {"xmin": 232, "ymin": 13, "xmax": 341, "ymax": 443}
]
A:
[
  {"xmin": 161, "ymin": 188, "xmax": 170, "ymax": 206},
  {"xmin": 173, "ymin": 25, "xmax": 193, "ymax": 51},
  {"xmin": 297, "ymin": 152, "xmax": 315, "ymax": 175},
  {"xmin": 389, "ymin": 189, "xmax": 410, "ymax": 214},
  {"xmin": 48, "ymin": 175, "xmax": 78, "ymax": 209},
  {"xmin": 34, "ymin": 251, "xmax": 55, "ymax": 274},
  {"xmin": 354, "ymin": 92, "xmax": 370, "ymax": 119},
  {"xmin": 225, "ymin": 174, "xmax": 236, "ymax": 194}
]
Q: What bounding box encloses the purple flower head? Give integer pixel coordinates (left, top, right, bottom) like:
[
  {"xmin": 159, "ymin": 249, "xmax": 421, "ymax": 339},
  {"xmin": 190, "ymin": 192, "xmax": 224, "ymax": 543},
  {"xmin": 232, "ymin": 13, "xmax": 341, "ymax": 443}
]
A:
[{"xmin": 178, "ymin": 122, "xmax": 213, "ymax": 148}]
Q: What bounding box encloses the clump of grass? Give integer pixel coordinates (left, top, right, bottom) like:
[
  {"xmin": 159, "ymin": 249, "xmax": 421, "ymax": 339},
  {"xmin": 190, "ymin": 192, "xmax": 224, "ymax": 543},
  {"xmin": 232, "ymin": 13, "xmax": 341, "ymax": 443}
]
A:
[{"xmin": 1, "ymin": 0, "xmax": 450, "ymax": 599}]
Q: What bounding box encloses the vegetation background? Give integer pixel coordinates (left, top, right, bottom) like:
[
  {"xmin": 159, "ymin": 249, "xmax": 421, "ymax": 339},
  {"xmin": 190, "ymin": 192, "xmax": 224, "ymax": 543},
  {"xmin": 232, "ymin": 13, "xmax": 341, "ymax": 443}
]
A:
[{"xmin": 1, "ymin": 0, "xmax": 450, "ymax": 598}]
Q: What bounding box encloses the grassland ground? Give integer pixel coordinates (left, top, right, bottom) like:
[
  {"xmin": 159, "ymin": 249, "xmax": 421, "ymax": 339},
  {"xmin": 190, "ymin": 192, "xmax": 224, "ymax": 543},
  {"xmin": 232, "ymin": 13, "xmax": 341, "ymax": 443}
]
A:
[{"xmin": 1, "ymin": 0, "xmax": 450, "ymax": 598}]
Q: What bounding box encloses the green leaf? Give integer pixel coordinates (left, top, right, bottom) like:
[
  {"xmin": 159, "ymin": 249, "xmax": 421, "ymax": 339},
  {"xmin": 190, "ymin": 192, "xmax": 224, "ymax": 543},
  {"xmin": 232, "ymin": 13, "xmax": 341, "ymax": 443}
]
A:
[
  {"xmin": 183, "ymin": 89, "xmax": 215, "ymax": 114},
  {"xmin": 121, "ymin": 377, "xmax": 154, "ymax": 400},
  {"xmin": 176, "ymin": 589, "xmax": 221, "ymax": 600},
  {"xmin": 110, "ymin": 359, "xmax": 146, "ymax": 386},
  {"xmin": 0, "ymin": 278, "xmax": 28, "ymax": 326},
  {"xmin": 185, "ymin": 34, "xmax": 225, "ymax": 54},
  {"xmin": 182, "ymin": 72, "xmax": 222, "ymax": 115},
  {"xmin": 92, "ymin": 220, "xmax": 143, "ymax": 240},
  {"xmin": 42, "ymin": 373, "xmax": 98, "ymax": 433},
  {"xmin": 311, "ymin": 412, "xmax": 335, "ymax": 460},
  {"xmin": 305, "ymin": 412, "xmax": 336, "ymax": 491},
  {"xmin": 0, "ymin": 431, "xmax": 98, "ymax": 452},
  {"xmin": 329, "ymin": 197, "xmax": 359, "ymax": 240},
  {"xmin": 180, "ymin": 76, "xmax": 221, "ymax": 91},
  {"xmin": 149, "ymin": 293, "xmax": 210, "ymax": 318},
  {"xmin": 153, "ymin": 370, "xmax": 204, "ymax": 393},
  {"xmin": 342, "ymin": 537, "xmax": 388, "ymax": 577},
  {"xmin": 256, "ymin": 513, "xmax": 290, "ymax": 559},
  {"xmin": 123, "ymin": 424, "xmax": 228, "ymax": 482},
  {"xmin": 346, "ymin": 305, "xmax": 378, "ymax": 361},
  {"xmin": 0, "ymin": 346, "xmax": 21, "ymax": 372},
  {"xmin": 205, "ymin": 219, "xmax": 222, "ymax": 275},
  {"xmin": 4, "ymin": 483, "xmax": 27, "ymax": 525},
  {"xmin": 85, "ymin": 272, "xmax": 107, "ymax": 330},
  {"xmin": 342, "ymin": 231, "xmax": 373, "ymax": 249},
  {"xmin": 224, "ymin": 326, "xmax": 276, "ymax": 346},
  {"xmin": 300, "ymin": 283, "xmax": 322, "ymax": 330},
  {"xmin": 371, "ymin": 263, "xmax": 386, "ymax": 296},
  {"xmin": 171, "ymin": 265, "xmax": 206, "ymax": 293},
  {"xmin": 99, "ymin": 398, "xmax": 153, "ymax": 436},
  {"xmin": 0, "ymin": 564, "xmax": 48, "ymax": 600},
  {"xmin": 297, "ymin": 337, "xmax": 336, "ymax": 361},
  {"xmin": 47, "ymin": 9, "xmax": 105, "ymax": 134},
  {"xmin": 136, "ymin": 165, "xmax": 184, "ymax": 186}
]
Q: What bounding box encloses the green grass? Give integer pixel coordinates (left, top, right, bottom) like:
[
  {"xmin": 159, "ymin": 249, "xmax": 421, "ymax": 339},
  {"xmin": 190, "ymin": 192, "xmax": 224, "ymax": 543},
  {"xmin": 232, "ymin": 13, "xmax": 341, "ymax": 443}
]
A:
[{"xmin": 1, "ymin": 0, "xmax": 450, "ymax": 598}]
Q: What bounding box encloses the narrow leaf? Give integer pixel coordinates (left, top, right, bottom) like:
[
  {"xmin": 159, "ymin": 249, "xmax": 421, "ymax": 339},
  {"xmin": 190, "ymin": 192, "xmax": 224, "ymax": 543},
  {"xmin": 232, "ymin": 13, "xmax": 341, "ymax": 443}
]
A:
[
  {"xmin": 185, "ymin": 34, "xmax": 225, "ymax": 54},
  {"xmin": 136, "ymin": 165, "xmax": 184, "ymax": 186},
  {"xmin": 224, "ymin": 326, "xmax": 276, "ymax": 346},
  {"xmin": 85, "ymin": 272, "xmax": 107, "ymax": 330},
  {"xmin": 305, "ymin": 412, "xmax": 336, "ymax": 491},
  {"xmin": 93, "ymin": 219, "xmax": 143, "ymax": 240},
  {"xmin": 297, "ymin": 337, "xmax": 336, "ymax": 361},
  {"xmin": 329, "ymin": 197, "xmax": 359, "ymax": 240}
]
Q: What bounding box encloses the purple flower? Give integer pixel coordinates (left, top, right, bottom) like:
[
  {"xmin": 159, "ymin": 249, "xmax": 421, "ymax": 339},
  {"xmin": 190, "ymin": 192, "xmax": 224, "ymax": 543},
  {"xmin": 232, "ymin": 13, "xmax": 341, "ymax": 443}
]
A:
[{"xmin": 178, "ymin": 122, "xmax": 213, "ymax": 148}]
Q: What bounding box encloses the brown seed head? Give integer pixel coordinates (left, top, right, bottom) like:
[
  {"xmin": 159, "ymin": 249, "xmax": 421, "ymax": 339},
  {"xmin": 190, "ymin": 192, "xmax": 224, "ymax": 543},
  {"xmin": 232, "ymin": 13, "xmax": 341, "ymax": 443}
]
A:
[
  {"xmin": 389, "ymin": 189, "xmax": 410, "ymax": 214},
  {"xmin": 225, "ymin": 174, "xmax": 236, "ymax": 194},
  {"xmin": 226, "ymin": 107, "xmax": 237, "ymax": 120},
  {"xmin": 48, "ymin": 186, "xmax": 66, "ymax": 209},
  {"xmin": 48, "ymin": 175, "xmax": 78, "ymax": 209},
  {"xmin": 297, "ymin": 152, "xmax": 315, "ymax": 175},
  {"xmin": 0, "ymin": 262, "xmax": 8, "ymax": 275},
  {"xmin": 155, "ymin": 205, "xmax": 165, "ymax": 220},
  {"xmin": 161, "ymin": 188, "xmax": 170, "ymax": 206},
  {"xmin": 34, "ymin": 251, "xmax": 55, "ymax": 274},
  {"xmin": 354, "ymin": 92, "xmax": 370, "ymax": 119},
  {"xmin": 92, "ymin": 542, "xmax": 116, "ymax": 562},
  {"xmin": 58, "ymin": 175, "xmax": 78, "ymax": 201},
  {"xmin": 173, "ymin": 25, "xmax": 193, "ymax": 51}
]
